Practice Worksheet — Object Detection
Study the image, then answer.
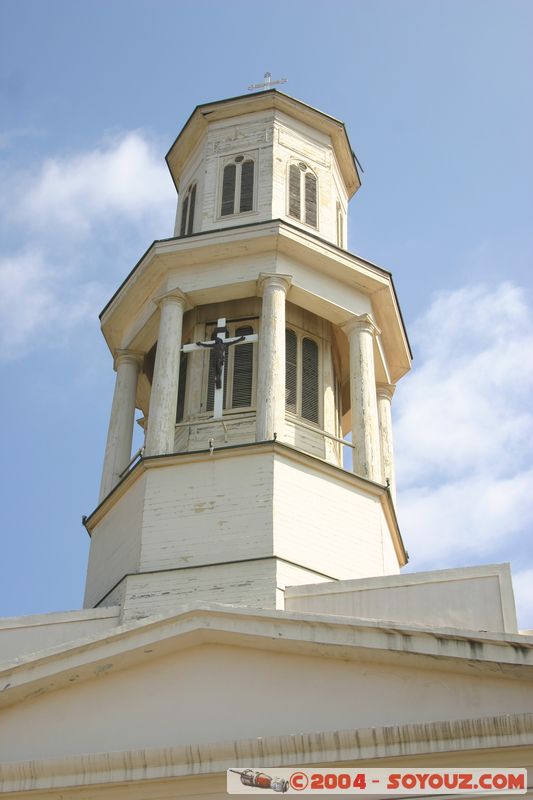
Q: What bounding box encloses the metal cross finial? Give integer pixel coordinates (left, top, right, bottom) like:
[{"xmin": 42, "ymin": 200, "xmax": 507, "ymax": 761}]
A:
[{"xmin": 248, "ymin": 71, "xmax": 288, "ymax": 92}]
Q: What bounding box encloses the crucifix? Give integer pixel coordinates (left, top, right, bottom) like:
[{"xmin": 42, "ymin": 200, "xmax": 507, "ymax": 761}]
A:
[
  {"xmin": 182, "ymin": 318, "xmax": 258, "ymax": 419},
  {"xmin": 247, "ymin": 71, "xmax": 288, "ymax": 92}
]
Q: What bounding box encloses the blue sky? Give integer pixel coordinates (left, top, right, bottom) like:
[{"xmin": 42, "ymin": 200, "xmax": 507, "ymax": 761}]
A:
[{"xmin": 1, "ymin": 0, "xmax": 532, "ymax": 626}]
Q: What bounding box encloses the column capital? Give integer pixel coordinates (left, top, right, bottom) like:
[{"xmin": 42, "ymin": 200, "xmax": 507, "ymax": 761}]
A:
[
  {"xmin": 341, "ymin": 313, "xmax": 381, "ymax": 338},
  {"xmin": 154, "ymin": 287, "xmax": 188, "ymax": 310},
  {"xmin": 257, "ymin": 273, "xmax": 292, "ymax": 296},
  {"xmin": 376, "ymin": 382, "xmax": 396, "ymax": 401},
  {"xmin": 113, "ymin": 349, "xmax": 144, "ymax": 372}
]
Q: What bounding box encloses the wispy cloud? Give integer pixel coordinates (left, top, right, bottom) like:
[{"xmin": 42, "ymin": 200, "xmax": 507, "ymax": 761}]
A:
[
  {"xmin": 0, "ymin": 131, "xmax": 175, "ymax": 359},
  {"xmin": 395, "ymin": 282, "xmax": 533, "ymax": 624},
  {"xmin": 0, "ymin": 250, "xmax": 104, "ymax": 358}
]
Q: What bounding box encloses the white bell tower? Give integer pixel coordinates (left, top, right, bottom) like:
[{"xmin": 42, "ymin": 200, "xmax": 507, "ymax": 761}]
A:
[{"xmin": 84, "ymin": 90, "xmax": 412, "ymax": 620}]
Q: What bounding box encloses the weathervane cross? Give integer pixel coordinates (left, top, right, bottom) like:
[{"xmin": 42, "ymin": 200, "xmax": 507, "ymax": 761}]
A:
[
  {"xmin": 182, "ymin": 318, "xmax": 258, "ymax": 419},
  {"xmin": 248, "ymin": 71, "xmax": 287, "ymax": 92}
]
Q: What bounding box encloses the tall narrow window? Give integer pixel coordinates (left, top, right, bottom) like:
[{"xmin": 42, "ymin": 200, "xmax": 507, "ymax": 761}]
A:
[
  {"xmin": 287, "ymin": 162, "xmax": 318, "ymax": 228},
  {"xmin": 301, "ymin": 338, "xmax": 319, "ymax": 423},
  {"xmin": 220, "ymin": 155, "xmax": 255, "ymax": 216},
  {"xmin": 205, "ymin": 322, "xmax": 256, "ymax": 413},
  {"xmin": 176, "ymin": 352, "xmax": 188, "ymax": 423},
  {"xmin": 289, "ymin": 164, "xmax": 301, "ymax": 218},
  {"xmin": 232, "ymin": 326, "xmax": 254, "ymax": 407},
  {"xmin": 304, "ymin": 173, "xmax": 317, "ymax": 227},
  {"xmin": 285, "ymin": 328, "xmax": 298, "ymax": 413},
  {"xmin": 285, "ymin": 328, "xmax": 320, "ymax": 424},
  {"xmin": 180, "ymin": 183, "xmax": 197, "ymax": 236},
  {"xmin": 239, "ymin": 161, "xmax": 254, "ymax": 212},
  {"xmin": 221, "ymin": 164, "xmax": 236, "ymax": 216}
]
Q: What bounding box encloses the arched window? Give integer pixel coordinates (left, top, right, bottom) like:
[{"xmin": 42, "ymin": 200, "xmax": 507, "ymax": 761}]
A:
[
  {"xmin": 206, "ymin": 323, "xmax": 256, "ymax": 413},
  {"xmin": 287, "ymin": 162, "xmax": 318, "ymax": 228},
  {"xmin": 285, "ymin": 328, "xmax": 320, "ymax": 424},
  {"xmin": 220, "ymin": 155, "xmax": 255, "ymax": 217},
  {"xmin": 180, "ymin": 183, "xmax": 196, "ymax": 236}
]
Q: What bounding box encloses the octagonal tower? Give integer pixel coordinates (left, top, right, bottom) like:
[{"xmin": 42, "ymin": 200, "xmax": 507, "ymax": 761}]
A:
[{"xmin": 84, "ymin": 90, "xmax": 412, "ymax": 620}]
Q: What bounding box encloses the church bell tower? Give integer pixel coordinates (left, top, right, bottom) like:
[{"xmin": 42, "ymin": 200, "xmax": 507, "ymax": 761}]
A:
[{"xmin": 84, "ymin": 90, "xmax": 412, "ymax": 620}]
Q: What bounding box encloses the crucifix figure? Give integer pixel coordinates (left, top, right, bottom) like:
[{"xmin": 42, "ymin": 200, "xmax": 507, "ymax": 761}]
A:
[{"xmin": 182, "ymin": 318, "xmax": 258, "ymax": 419}]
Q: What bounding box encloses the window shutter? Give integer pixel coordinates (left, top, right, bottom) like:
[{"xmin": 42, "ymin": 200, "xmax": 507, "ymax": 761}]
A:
[
  {"xmin": 288, "ymin": 165, "xmax": 301, "ymax": 218},
  {"xmin": 221, "ymin": 164, "xmax": 236, "ymax": 216},
  {"xmin": 187, "ymin": 184, "xmax": 196, "ymax": 235},
  {"xmin": 231, "ymin": 326, "xmax": 253, "ymax": 408},
  {"xmin": 239, "ymin": 160, "xmax": 254, "ymax": 213},
  {"xmin": 301, "ymin": 337, "xmax": 319, "ymax": 423},
  {"xmin": 180, "ymin": 194, "xmax": 189, "ymax": 236},
  {"xmin": 285, "ymin": 328, "xmax": 297, "ymax": 413},
  {"xmin": 176, "ymin": 352, "xmax": 188, "ymax": 422},
  {"xmin": 304, "ymin": 172, "xmax": 317, "ymax": 227}
]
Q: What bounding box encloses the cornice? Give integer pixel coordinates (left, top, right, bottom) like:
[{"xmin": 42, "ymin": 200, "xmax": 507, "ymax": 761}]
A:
[
  {"xmin": 1, "ymin": 713, "xmax": 532, "ymax": 794},
  {"xmin": 1, "ymin": 600, "xmax": 532, "ymax": 712}
]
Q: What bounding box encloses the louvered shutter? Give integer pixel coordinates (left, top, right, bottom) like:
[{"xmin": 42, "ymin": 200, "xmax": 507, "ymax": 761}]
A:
[
  {"xmin": 231, "ymin": 326, "xmax": 253, "ymax": 408},
  {"xmin": 187, "ymin": 184, "xmax": 196, "ymax": 235},
  {"xmin": 288, "ymin": 165, "xmax": 301, "ymax": 218},
  {"xmin": 180, "ymin": 194, "xmax": 189, "ymax": 236},
  {"xmin": 239, "ymin": 161, "xmax": 254, "ymax": 212},
  {"xmin": 301, "ymin": 337, "xmax": 319, "ymax": 423},
  {"xmin": 304, "ymin": 172, "xmax": 317, "ymax": 227},
  {"xmin": 285, "ymin": 328, "xmax": 297, "ymax": 413},
  {"xmin": 221, "ymin": 164, "xmax": 236, "ymax": 216},
  {"xmin": 176, "ymin": 352, "xmax": 188, "ymax": 422}
]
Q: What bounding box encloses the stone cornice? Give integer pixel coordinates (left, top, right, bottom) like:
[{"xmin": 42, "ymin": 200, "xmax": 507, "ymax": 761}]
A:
[
  {"xmin": 1, "ymin": 600, "xmax": 532, "ymax": 712},
  {"xmin": 97, "ymin": 220, "xmax": 412, "ymax": 384},
  {"xmin": 0, "ymin": 713, "xmax": 532, "ymax": 794}
]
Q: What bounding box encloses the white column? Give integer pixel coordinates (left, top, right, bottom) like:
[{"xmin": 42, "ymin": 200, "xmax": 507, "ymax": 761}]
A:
[
  {"xmin": 256, "ymin": 274, "xmax": 292, "ymax": 442},
  {"xmin": 377, "ymin": 383, "xmax": 396, "ymax": 503},
  {"xmin": 145, "ymin": 290, "xmax": 186, "ymax": 456},
  {"xmin": 99, "ymin": 350, "xmax": 142, "ymax": 501},
  {"xmin": 343, "ymin": 314, "xmax": 382, "ymax": 482}
]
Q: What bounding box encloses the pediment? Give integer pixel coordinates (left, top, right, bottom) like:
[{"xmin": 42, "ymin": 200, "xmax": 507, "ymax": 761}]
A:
[{"xmin": 1, "ymin": 604, "xmax": 533, "ymax": 767}]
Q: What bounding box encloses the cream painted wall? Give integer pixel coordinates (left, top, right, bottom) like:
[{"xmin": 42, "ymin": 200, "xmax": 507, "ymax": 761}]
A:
[
  {"xmin": 1, "ymin": 642, "xmax": 532, "ymax": 763},
  {"xmin": 285, "ymin": 564, "xmax": 518, "ymax": 633},
  {"xmin": 84, "ymin": 475, "xmax": 145, "ymax": 607},
  {"xmin": 273, "ymin": 455, "xmax": 400, "ymax": 580},
  {"xmin": 0, "ymin": 608, "xmax": 120, "ymax": 662}
]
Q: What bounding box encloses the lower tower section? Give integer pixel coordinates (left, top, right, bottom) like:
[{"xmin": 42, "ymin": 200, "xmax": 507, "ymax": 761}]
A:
[{"xmin": 84, "ymin": 442, "xmax": 405, "ymax": 620}]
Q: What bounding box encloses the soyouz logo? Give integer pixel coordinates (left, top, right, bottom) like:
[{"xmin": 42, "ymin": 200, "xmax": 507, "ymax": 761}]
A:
[{"xmin": 226, "ymin": 767, "xmax": 527, "ymax": 794}]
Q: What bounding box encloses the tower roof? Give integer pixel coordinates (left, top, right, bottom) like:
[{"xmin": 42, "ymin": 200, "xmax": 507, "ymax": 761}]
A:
[{"xmin": 166, "ymin": 89, "xmax": 362, "ymax": 198}]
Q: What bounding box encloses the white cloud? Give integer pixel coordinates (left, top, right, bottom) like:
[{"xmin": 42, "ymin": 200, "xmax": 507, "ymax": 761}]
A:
[
  {"xmin": 0, "ymin": 250, "xmax": 104, "ymax": 359},
  {"xmin": 395, "ymin": 282, "xmax": 533, "ymax": 584},
  {"xmin": 9, "ymin": 131, "xmax": 174, "ymax": 235},
  {"xmin": 0, "ymin": 131, "xmax": 176, "ymax": 359},
  {"xmin": 396, "ymin": 283, "xmax": 533, "ymax": 486}
]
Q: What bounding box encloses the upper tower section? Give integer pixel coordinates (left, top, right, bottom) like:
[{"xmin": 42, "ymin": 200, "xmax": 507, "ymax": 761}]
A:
[{"xmin": 166, "ymin": 91, "xmax": 361, "ymax": 247}]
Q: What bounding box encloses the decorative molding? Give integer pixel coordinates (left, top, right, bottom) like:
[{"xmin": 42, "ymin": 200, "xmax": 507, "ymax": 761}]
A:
[
  {"xmin": 153, "ymin": 287, "xmax": 188, "ymax": 310},
  {"xmin": 376, "ymin": 382, "xmax": 396, "ymax": 401},
  {"xmin": 112, "ymin": 349, "xmax": 144, "ymax": 372},
  {"xmin": 1, "ymin": 713, "xmax": 532, "ymax": 793},
  {"xmin": 341, "ymin": 313, "xmax": 381, "ymax": 339},
  {"xmin": 257, "ymin": 272, "xmax": 292, "ymax": 296}
]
